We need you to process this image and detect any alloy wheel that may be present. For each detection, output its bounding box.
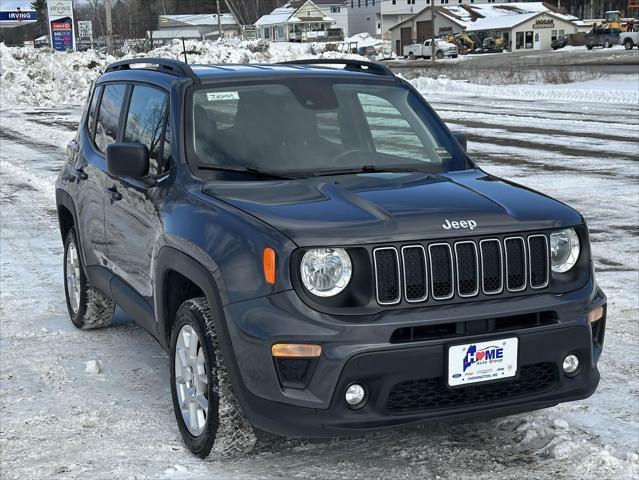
[65,241,81,315]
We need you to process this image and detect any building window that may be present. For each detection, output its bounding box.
[351,0,354,6]
[392,0,396,4]
[331,5,341,12]
[365,0,368,7]
[516,31,524,49]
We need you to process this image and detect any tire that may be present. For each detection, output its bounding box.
[604,40,610,48]
[63,228,115,329]
[408,52,414,60]
[436,50,444,59]
[452,54,458,58]
[625,39,634,50]
[587,44,593,50]
[170,297,256,458]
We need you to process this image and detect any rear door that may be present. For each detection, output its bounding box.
[104,83,170,305]
[74,83,126,270]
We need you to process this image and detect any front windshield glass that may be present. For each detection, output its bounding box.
[189,79,463,176]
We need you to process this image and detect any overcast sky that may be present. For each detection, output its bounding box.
[0,1,36,11]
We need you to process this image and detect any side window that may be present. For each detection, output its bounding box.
[95,84,126,153]
[357,93,428,160]
[123,85,169,176]
[86,85,102,138]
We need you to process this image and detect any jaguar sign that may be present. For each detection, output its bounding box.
[533,17,555,29]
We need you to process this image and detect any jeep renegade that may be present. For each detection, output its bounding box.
[55,58,606,458]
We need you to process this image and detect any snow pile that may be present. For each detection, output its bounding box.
[0,38,363,109]
[411,74,639,105]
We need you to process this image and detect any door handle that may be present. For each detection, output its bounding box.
[105,185,122,201]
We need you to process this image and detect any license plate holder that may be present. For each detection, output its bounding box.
[447,337,518,387]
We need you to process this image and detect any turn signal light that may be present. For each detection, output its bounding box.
[263,247,276,285]
[587,305,604,324]
[271,343,322,358]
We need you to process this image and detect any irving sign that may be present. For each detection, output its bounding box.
[533,17,555,29]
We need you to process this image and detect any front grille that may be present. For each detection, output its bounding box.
[373,233,550,306]
[373,248,401,305]
[386,363,558,414]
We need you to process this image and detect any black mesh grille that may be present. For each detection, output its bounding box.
[480,240,503,294]
[505,238,526,291]
[374,248,400,303]
[528,236,548,287]
[386,363,557,414]
[402,247,427,301]
[429,244,453,299]
[455,243,478,296]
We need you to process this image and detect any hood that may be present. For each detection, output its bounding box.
[202,169,583,247]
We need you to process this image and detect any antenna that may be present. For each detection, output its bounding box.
[181,37,188,63]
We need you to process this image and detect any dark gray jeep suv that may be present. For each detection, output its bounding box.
[55,58,606,458]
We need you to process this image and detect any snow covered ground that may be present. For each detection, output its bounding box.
[1,47,638,479]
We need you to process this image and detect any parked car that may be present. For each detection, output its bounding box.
[551,35,569,50]
[619,29,639,49]
[585,28,621,49]
[403,39,458,59]
[56,57,606,458]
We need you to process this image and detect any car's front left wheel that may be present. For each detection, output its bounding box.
[170,297,256,458]
[63,228,115,329]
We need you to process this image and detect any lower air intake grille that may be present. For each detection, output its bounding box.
[386,363,557,414]
[374,248,400,304]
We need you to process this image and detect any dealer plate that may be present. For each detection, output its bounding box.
[448,337,518,387]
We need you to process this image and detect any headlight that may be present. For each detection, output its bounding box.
[300,248,352,297]
[550,228,580,273]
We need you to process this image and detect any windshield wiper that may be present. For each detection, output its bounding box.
[198,165,300,180]
[311,165,434,177]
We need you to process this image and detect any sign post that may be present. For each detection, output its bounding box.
[47,0,75,52]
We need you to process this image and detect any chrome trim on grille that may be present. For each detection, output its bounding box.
[479,239,504,295]
[401,245,428,303]
[428,242,454,301]
[454,241,479,298]
[528,234,550,289]
[373,247,401,305]
[504,236,527,292]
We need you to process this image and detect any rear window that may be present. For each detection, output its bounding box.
[95,84,126,153]
[188,79,463,176]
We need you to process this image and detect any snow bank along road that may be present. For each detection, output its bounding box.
[1,76,638,480]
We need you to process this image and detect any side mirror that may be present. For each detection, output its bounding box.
[452,131,467,152]
[106,142,149,179]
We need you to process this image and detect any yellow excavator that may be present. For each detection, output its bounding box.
[602,10,634,32]
[444,33,475,54]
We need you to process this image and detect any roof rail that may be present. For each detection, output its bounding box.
[104,57,196,79]
[278,59,394,77]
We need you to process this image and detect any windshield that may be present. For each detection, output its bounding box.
[188,79,465,177]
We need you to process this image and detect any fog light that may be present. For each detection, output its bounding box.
[345,383,366,408]
[587,305,604,324]
[563,354,580,375]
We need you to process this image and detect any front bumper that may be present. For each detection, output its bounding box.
[222,281,606,437]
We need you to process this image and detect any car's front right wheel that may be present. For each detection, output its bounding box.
[170,297,256,458]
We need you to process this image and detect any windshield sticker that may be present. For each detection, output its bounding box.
[206,91,239,101]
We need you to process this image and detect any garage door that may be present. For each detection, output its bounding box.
[417,21,432,42]
[400,27,412,52]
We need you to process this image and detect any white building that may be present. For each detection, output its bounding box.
[388,2,580,53]
[150,14,240,42]
[345,0,382,36]
[256,1,337,42]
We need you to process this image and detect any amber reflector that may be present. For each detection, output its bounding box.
[587,305,604,323]
[271,343,322,358]
[263,247,276,285]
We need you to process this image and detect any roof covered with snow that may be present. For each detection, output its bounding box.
[158,14,237,27]
[256,1,334,27]
[389,2,578,32]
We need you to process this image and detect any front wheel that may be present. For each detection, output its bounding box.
[63,228,114,329]
[625,40,634,50]
[170,297,256,458]
[604,40,610,48]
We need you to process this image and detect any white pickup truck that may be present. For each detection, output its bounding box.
[403,39,459,59]
[619,29,639,50]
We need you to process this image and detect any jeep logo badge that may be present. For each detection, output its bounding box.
[442,219,477,230]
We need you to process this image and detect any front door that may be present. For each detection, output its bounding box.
[534,32,541,49]
[104,84,170,304]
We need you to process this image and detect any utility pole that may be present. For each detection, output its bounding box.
[105,0,113,54]
[431,7,436,64]
[216,0,223,40]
